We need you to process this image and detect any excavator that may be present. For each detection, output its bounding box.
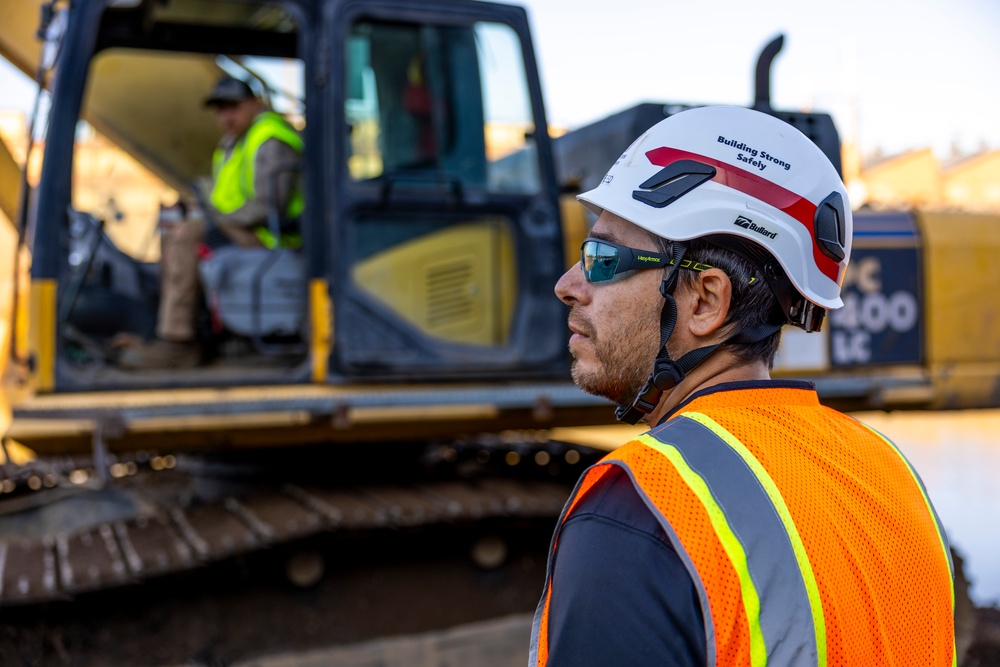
[0,0,987,661]
[2,0,620,622]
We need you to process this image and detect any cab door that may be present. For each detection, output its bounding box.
[327,0,566,380]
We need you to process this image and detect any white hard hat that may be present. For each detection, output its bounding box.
[578,106,851,323]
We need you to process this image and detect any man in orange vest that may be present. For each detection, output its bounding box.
[531,106,955,666]
[118,76,302,368]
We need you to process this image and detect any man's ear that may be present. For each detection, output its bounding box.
[684,268,732,339]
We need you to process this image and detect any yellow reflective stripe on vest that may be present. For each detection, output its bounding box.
[637,431,768,667]
[210,111,303,218]
[532,412,827,667]
[641,412,828,666]
[678,412,827,667]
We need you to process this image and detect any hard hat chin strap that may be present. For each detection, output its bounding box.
[616,242,687,425]
[616,242,782,425]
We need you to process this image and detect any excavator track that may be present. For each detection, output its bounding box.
[0,438,599,607]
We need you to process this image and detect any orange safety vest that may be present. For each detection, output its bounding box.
[531,385,955,667]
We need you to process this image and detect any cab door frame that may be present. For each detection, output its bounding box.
[324,0,567,382]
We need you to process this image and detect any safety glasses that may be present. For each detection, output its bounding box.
[580,237,715,283]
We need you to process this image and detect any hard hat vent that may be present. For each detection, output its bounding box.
[814,191,847,262]
[632,160,717,209]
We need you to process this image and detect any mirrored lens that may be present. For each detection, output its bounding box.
[582,240,620,282]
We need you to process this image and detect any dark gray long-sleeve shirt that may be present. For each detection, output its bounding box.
[545,464,707,666]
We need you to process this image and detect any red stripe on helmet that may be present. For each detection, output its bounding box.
[644,146,842,283]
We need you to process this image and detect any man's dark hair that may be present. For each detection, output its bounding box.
[656,236,785,369]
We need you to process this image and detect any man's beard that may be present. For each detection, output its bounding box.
[568,308,663,408]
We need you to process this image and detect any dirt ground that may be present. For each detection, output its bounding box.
[3,564,997,666]
[0,520,555,667]
[0,507,993,666]
[965,606,1000,667]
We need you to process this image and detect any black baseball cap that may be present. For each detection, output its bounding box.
[203,76,256,107]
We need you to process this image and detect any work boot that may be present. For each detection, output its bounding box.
[108,332,145,350]
[116,338,202,369]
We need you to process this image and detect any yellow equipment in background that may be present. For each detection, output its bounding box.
[918,211,1000,407]
[0,6,993,651]
[354,220,517,346]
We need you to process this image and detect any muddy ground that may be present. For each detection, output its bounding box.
[2,547,997,666]
[0,467,993,666]
[966,606,1000,667]
[0,519,556,666]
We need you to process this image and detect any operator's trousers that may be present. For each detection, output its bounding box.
[157,217,261,342]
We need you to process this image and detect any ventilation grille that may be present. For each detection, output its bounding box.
[425,259,476,329]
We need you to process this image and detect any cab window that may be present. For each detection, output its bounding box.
[345,20,541,194]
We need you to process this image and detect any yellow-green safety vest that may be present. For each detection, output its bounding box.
[210,111,304,249]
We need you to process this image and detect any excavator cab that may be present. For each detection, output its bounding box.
[333,12,563,377]
[25,0,566,392]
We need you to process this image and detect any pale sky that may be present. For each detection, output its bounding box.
[2,0,1000,160]
[520,0,1000,159]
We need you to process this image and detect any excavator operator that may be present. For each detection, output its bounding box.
[530,106,955,666]
[117,76,304,369]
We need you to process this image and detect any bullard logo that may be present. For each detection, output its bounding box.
[734,216,777,240]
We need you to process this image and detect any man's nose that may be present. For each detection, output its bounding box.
[555,263,590,306]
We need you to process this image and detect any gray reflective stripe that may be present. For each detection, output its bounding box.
[647,416,820,666]
[528,588,543,666]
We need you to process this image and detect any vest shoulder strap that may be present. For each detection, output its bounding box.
[245,111,304,155]
[623,415,824,666]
